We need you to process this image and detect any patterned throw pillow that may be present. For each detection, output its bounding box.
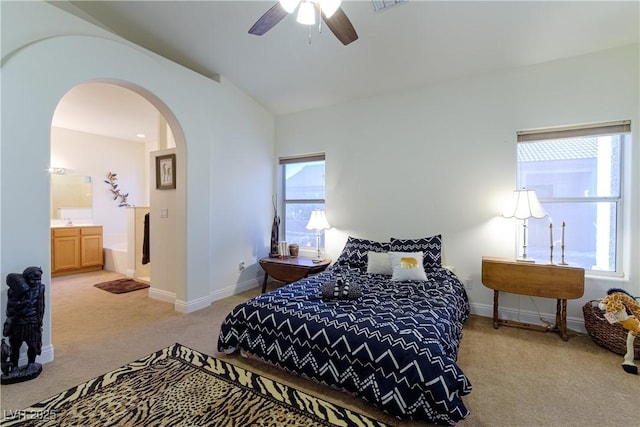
[389,234,442,268]
[389,251,428,281]
[335,236,390,268]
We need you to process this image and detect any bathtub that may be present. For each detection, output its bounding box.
[103,242,129,275]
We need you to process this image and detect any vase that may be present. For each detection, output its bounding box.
[289,244,299,257]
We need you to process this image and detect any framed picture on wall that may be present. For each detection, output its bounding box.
[156,154,176,190]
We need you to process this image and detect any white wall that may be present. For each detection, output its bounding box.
[51,127,149,245]
[1,1,274,364]
[207,78,276,301]
[149,148,178,301]
[276,44,640,330]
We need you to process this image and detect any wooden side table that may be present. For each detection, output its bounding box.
[481,256,585,341]
[258,257,331,293]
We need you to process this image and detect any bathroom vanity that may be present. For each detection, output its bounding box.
[51,225,103,276]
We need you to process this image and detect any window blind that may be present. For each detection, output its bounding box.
[517,120,631,143]
[279,153,325,164]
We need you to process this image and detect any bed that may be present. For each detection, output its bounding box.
[217,236,472,425]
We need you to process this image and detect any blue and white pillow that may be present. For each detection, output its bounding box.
[389,234,442,268]
[335,236,390,268]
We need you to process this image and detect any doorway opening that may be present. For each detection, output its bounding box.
[51,81,176,282]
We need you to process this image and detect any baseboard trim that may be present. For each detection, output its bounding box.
[148,287,175,304]
[210,278,261,302]
[148,287,209,314]
[175,294,211,314]
[147,278,260,314]
[469,302,586,334]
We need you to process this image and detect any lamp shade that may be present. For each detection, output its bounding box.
[502,189,547,220]
[296,1,316,25]
[280,0,301,13]
[319,0,341,18]
[306,209,330,231]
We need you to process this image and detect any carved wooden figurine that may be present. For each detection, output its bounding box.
[1,266,46,384]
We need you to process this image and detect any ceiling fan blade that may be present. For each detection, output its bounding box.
[249,2,289,36]
[321,7,358,45]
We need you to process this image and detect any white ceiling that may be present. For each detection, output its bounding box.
[52,82,161,142]
[50,0,639,141]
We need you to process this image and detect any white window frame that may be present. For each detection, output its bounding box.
[279,153,326,253]
[516,120,630,277]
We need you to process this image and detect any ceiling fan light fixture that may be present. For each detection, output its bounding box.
[319,0,341,18]
[280,0,301,14]
[249,0,358,46]
[296,1,316,25]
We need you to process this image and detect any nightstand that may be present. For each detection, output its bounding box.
[481,256,585,340]
[258,256,331,293]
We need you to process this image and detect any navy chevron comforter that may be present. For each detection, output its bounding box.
[217,266,472,425]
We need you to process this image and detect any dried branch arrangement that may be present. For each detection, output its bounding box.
[104,172,131,207]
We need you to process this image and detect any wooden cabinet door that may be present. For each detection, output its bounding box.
[81,234,103,267]
[52,226,103,275]
[53,236,81,271]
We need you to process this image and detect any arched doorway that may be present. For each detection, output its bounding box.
[2,34,216,365]
[51,81,174,283]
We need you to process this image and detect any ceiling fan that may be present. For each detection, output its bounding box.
[249,0,359,46]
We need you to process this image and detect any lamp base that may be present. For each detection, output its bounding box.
[516,258,536,263]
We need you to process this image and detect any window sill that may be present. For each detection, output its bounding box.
[585,271,626,282]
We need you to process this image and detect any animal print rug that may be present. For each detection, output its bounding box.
[2,343,386,426]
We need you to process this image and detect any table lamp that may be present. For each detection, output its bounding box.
[502,189,547,262]
[305,209,330,260]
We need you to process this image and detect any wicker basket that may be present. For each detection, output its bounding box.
[582,300,640,359]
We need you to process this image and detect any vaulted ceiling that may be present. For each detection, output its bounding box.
[50,1,639,140]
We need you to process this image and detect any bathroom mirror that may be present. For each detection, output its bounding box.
[50,174,93,220]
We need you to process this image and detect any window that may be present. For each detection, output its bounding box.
[516,121,630,274]
[280,154,326,251]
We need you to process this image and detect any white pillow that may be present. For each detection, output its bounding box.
[389,251,428,281]
[366,251,392,275]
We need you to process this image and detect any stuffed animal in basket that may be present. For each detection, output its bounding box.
[598,288,640,375]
